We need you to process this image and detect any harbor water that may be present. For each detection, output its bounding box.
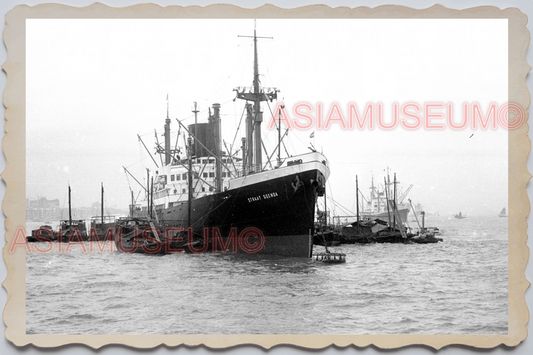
[25,215,508,335]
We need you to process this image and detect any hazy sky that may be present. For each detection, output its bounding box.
[26,18,508,216]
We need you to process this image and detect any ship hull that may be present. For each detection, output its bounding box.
[361,207,409,223]
[146,167,325,257]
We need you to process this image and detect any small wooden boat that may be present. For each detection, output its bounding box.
[313,191,346,263]
[312,252,346,263]
[58,184,88,242]
[411,236,443,244]
[90,215,117,240]
[27,225,57,242]
[114,217,199,254]
[454,212,466,219]
[59,219,88,242]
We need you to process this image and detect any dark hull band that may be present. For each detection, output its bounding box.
[134,168,325,257]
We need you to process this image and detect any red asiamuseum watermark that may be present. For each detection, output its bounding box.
[268,102,525,131]
[9,226,266,255]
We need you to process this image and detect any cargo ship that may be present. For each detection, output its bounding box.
[360,175,410,223]
[124,29,329,257]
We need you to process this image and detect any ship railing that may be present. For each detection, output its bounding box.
[231,151,329,178]
[234,164,266,177]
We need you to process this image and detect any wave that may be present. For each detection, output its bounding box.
[66,313,98,320]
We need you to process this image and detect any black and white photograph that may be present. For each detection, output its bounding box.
[1,1,531,352]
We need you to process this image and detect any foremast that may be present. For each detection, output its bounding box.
[235,24,278,174]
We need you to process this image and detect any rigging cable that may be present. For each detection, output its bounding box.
[229,105,247,157]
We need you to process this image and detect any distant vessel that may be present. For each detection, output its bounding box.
[498,208,508,217]
[454,212,466,219]
[125,28,329,257]
[360,175,411,223]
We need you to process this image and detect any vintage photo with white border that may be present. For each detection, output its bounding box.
[1,1,531,353]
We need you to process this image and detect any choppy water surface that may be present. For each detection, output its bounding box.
[26,216,507,335]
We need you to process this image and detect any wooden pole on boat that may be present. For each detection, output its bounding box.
[68,184,72,229]
[384,177,392,231]
[193,102,199,158]
[356,175,360,236]
[101,182,104,231]
[393,173,397,231]
[370,175,375,212]
[187,137,193,228]
[376,187,380,213]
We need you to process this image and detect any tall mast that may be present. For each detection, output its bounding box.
[377,186,381,213]
[387,167,391,199]
[393,173,397,230]
[101,182,104,227]
[236,22,277,174]
[356,176,360,236]
[192,102,199,157]
[68,184,72,228]
[252,25,262,170]
[164,94,171,166]
[370,174,374,212]
[384,177,392,231]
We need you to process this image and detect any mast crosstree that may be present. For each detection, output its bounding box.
[235,23,279,173]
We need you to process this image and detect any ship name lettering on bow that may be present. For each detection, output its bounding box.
[262,192,278,199]
[248,192,278,203]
